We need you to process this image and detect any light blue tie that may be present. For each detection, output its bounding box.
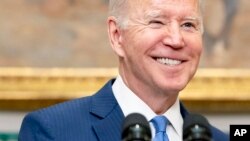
[151,116,169,141]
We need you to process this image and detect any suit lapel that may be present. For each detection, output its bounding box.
[89,79,190,141]
[90,79,125,141]
[92,106,124,141]
[180,102,189,118]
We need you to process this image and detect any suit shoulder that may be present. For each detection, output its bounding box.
[19,96,96,141]
[211,126,229,141]
[30,96,93,120]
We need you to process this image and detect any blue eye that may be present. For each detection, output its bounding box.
[181,22,199,32]
[183,22,195,28]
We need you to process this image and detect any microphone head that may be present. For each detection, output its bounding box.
[122,113,151,141]
[183,114,212,141]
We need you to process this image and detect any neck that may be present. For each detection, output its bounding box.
[139,90,178,115]
[119,67,179,115]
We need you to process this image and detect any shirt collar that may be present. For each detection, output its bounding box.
[112,76,183,136]
[112,75,156,120]
[163,99,183,136]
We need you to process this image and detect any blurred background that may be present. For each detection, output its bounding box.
[0,0,250,140]
[0,0,250,68]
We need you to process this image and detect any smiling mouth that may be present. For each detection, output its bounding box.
[155,57,182,66]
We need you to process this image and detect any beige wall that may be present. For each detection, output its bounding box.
[0,0,250,68]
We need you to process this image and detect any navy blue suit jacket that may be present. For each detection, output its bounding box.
[19,79,229,141]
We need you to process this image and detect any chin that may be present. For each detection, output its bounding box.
[160,80,188,93]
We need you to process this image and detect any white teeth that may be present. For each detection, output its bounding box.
[156,58,181,66]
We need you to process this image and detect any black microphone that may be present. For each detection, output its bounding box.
[183,114,212,141]
[122,113,152,141]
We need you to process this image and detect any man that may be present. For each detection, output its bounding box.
[19,0,229,141]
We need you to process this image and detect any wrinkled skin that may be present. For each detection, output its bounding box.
[108,0,203,114]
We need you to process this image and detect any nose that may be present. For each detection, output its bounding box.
[162,23,185,49]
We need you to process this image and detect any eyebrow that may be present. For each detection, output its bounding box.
[145,10,201,21]
[182,16,202,25]
[183,16,200,21]
[144,10,165,19]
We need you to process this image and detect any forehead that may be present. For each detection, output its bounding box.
[128,0,199,6]
[150,0,199,6]
[127,0,200,15]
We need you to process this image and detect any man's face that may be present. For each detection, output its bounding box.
[114,0,202,95]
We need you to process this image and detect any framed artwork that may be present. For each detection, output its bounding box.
[0,0,249,112]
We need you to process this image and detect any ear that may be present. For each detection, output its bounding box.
[107,16,125,57]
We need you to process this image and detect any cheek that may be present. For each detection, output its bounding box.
[195,41,203,57]
[124,35,148,55]
[190,40,203,71]
[185,35,203,57]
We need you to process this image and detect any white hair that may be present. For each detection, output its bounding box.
[108,0,128,28]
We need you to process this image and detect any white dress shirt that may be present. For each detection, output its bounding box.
[112,76,183,141]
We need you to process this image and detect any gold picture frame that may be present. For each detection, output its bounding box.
[0,68,250,113]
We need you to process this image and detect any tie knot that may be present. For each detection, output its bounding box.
[151,116,169,133]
